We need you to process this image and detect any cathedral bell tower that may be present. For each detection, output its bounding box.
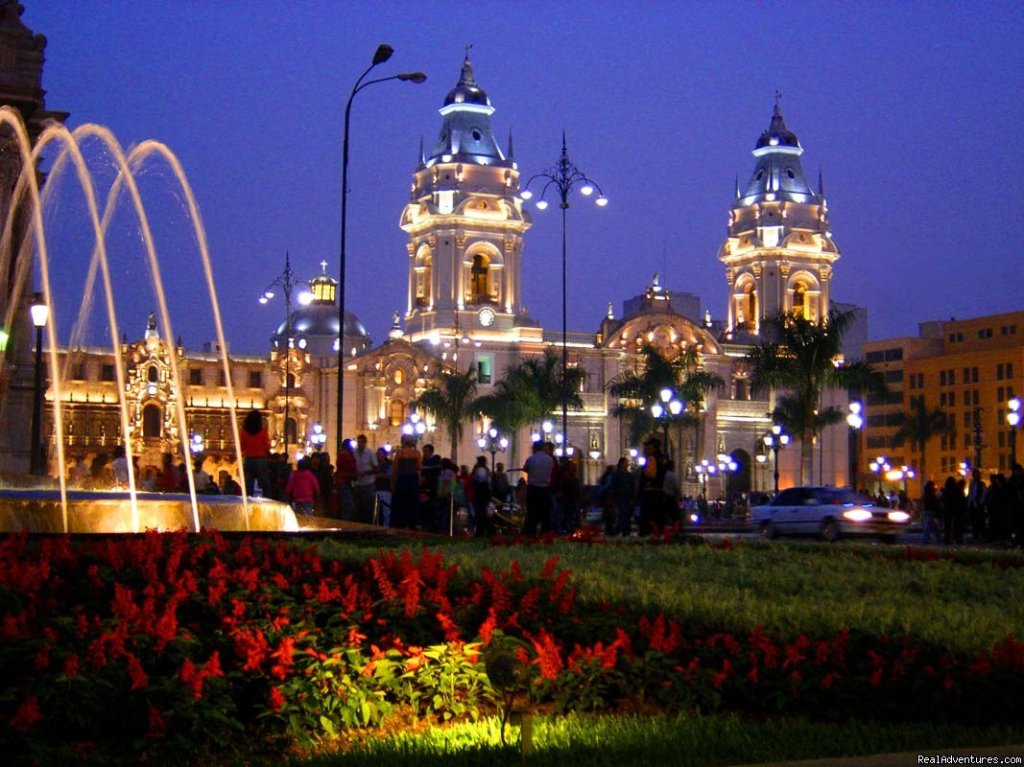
[718,100,839,334]
[400,54,532,345]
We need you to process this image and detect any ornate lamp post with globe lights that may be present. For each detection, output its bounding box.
[763,424,790,496]
[401,412,427,442]
[309,422,327,453]
[869,455,891,496]
[1007,397,1021,467]
[337,44,426,457]
[477,426,508,472]
[260,253,307,452]
[520,134,607,445]
[847,400,864,491]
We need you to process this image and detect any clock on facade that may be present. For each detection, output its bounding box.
[478,307,496,327]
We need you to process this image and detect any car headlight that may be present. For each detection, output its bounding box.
[887,511,911,523]
[842,509,873,522]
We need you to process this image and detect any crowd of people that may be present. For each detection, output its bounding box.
[915,465,1024,546]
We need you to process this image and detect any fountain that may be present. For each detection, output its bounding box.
[0,107,298,534]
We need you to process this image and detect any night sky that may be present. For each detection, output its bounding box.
[22,1,1024,356]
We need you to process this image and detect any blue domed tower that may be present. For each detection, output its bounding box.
[400,54,534,345]
[718,100,839,334]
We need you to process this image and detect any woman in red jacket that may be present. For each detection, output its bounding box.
[240,409,273,498]
[285,456,321,516]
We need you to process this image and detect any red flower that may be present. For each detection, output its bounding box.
[530,629,564,680]
[127,653,149,691]
[11,695,43,733]
[268,686,286,713]
[270,636,296,680]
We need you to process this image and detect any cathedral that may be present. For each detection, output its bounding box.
[19,49,855,496]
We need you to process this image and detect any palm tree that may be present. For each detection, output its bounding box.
[746,309,884,484]
[892,394,954,484]
[476,350,585,436]
[609,344,723,459]
[411,368,478,461]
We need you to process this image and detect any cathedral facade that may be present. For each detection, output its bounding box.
[36,55,854,497]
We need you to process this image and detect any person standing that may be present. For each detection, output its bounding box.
[391,435,422,530]
[638,437,667,536]
[315,451,334,517]
[334,440,357,521]
[522,440,555,536]
[240,409,273,498]
[420,444,442,530]
[491,461,511,505]
[285,456,321,517]
[940,476,966,545]
[352,434,379,524]
[610,457,636,537]
[967,468,987,543]
[470,456,492,537]
[920,480,941,545]
[110,445,130,488]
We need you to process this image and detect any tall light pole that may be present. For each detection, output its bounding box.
[260,253,303,453]
[1007,397,1021,467]
[846,400,864,491]
[337,44,426,457]
[762,424,790,496]
[477,426,508,472]
[29,293,48,475]
[521,134,606,446]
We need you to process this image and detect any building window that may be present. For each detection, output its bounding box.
[973,390,980,405]
[142,404,162,438]
[249,371,262,388]
[884,348,903,361]
[477,356,492,385]
[101,364,116,382]
[998,364,1005,380]
[940,371,946,386]
[792,281,811,320]
[72,363,85,380]
[190,368,203,386]
[389,400,405,427]
[469,253,492,304]
[148,366,158,383]
[998,387,1005,402]
[415,253,432,307]
[219,370,227,387]
[1008,363,1015,379]
[884,370,903,383]
[394,369,404,385]
[866,350,884,363]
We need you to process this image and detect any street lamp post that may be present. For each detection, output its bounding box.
[762,424,790,496]
[337,44,426,457]
[868,455,891,497]
[886,465,915,507]
[309,422,327,453]
[650,387,684,460]
[260,253,304,452]
[29,293,48,475]
[521,134,606,449]
[476,426,509,472]
[1007,397,1021,467]
[846,400,864,491]
[401,412,427,442]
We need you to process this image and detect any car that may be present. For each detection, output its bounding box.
[750,486,911,543]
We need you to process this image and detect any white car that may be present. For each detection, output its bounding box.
[751,486,911,542]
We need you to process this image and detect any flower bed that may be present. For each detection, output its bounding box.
[1,531,1021,765]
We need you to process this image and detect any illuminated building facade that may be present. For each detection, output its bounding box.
[861,311,1024,497]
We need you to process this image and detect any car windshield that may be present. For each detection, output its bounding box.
[818,489,873,506]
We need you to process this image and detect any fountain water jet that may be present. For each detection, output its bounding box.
[0,108,283,533]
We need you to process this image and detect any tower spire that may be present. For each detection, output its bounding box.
[507,129,515,160]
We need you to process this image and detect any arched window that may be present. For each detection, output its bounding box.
[737,283,757,329]
[285,417,297,445]
[470,253,491,304]
[147,366,158,383]
[416,253,432,307]
[394,368,404,385]
[389,399,405,427]
[142,404,162,438]
[286,373,296,388]
[793,281,810,320]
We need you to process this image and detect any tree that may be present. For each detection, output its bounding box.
[746,309,884,485]
[411,368,478,461]
[476,350,585,434]
[608,344,723,459]
[892,394,954,485]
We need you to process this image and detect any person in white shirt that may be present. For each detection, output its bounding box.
[353,434,379,524]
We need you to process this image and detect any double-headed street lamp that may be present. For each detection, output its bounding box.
[477,426,509,472]
[695,458,716,498]
[1007,397,1021,467]
[29,293,49,475]
[337,44,426,457]
[847,400,864,491]
[401,412,427,441]
[762,424,790,496]
[868,455,891,496]
[260,253,305,451]
[521,134,606,448]
[651,387,684,459]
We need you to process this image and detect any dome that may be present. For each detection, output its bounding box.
[755,103,801,150]
[443,56,490,108]
[272,304,370,359]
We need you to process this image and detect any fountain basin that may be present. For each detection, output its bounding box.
[0,489,298,533]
